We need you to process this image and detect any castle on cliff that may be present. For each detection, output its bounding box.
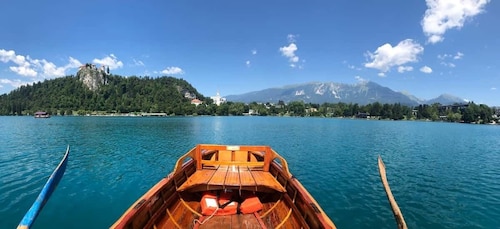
[77,63,109,91]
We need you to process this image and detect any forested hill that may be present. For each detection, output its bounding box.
[0,74,209,115]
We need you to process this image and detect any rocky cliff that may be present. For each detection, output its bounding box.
[76,64,107,91]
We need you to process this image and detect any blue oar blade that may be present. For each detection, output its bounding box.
[17,146,70,229]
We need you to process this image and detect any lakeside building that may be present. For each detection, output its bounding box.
[210,91,226,106]
[191,99,203,106]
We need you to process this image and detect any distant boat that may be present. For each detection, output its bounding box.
[34,111,50,118]
[17,146,70,229]
[111,144,336,228]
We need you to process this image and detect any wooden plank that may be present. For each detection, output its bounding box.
[224,165,240,187]
[239,166,257,188]
[218,150,233,162]
[209,166,228,186]
[177,169,217,191]
[251,171,285,192]
[234,151,249,162]
[231,214,243,229]
[198,215,231,229]
[202,160,264,167]
[198,214,264,229]
[230,214,264,229]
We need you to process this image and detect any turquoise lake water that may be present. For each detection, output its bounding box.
[0,116,499,228]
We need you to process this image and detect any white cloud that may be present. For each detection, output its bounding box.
[43,61,65,77]
[491,87,496,90]
[437,54,450,60]
[133,58,145,66]
[378,72,386,77]
[287,34,297,43]
[251,49,257,55]
[31,59,61,77]
[0,78,29,88]
[421,0,490,44]
[454,52,464,59]
[0,49,30,66]
[355,76,367,83]
[0,49,15,62]
[279,43,299,62]
[365,39,424,72]
[67,57,82,68]
[280,34,304,68]
[280,42,301,68]
[0,49,37,77]
[345,62,361,70]
[9,66,37,77]
[439,52,465,60]
[438,51,463,68]
[397,66,414,73]
[161,66,184,75]
[246,60,251,67]
[420,66,433,73]
[31,57,82,78]
[92,54,123,70]
[441,62,456,68]
[0,49,81,78]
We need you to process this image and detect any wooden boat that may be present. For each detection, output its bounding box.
[111,144,336,229]
[18,146,70,229]
[34,111,50,118]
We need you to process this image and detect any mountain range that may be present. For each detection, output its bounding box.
[225,81,467,106]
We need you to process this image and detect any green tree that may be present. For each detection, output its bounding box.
[288,101,305,116]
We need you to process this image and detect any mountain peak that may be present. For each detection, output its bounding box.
[226,81,466,106]
[426,93,466,105]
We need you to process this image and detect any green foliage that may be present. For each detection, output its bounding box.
[0,75,208,115]
[0,75,495,124]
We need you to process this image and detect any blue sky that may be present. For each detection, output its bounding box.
[1,0,499,105]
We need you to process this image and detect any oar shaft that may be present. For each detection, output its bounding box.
[378,156,407,229]
[17,146,70,229]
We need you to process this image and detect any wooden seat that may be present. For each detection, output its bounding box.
[234,150,248,162]
[177,165,285,192]
[176,147,286,193]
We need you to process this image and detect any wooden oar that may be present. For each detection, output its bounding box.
[17,146,70,229]
[378,155,407,229]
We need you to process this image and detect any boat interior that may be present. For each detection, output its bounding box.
[113,145,334,229]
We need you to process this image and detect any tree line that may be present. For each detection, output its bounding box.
[210,101,496,124]
[0,74,496,124]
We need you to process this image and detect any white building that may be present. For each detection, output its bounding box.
[210,91,227,106]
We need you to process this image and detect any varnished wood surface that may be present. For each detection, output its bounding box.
[195,214,266,229]
[378,156,407,229]
[239,166,257,187]
[177,165,286,192]
[111,145,336,229]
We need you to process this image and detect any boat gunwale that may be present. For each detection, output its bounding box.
[110,159,195,228]
[111,144,336,229]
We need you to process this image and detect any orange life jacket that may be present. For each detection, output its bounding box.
[200,191,237,216]
[240,192,263,214]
